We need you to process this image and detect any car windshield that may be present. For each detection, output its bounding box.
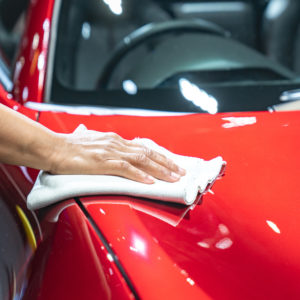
[51,0,300,113]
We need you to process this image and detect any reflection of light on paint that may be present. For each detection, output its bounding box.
[179,78,218,114]
[266,220,281,234]
[197,241,210,249]
[32,33,39,50]
[180,269,188,276]
[222,117,256,128]
[43,19,50,31]
[103,0,123,15]
[38,53,45,71]
[265,0,288,20]
[82,22,91,39]
[186,277,195,286]
[38,72,44,89]
[107,253,114,262]
[218,224,229,235]
[130,235,147,256]
[122,80,138,95]
[19,166,33,183]
[109,268,114,275]
[14,57,24,82]
[22,87,29,102]
[100,208,106,215]
[215,237,233,250]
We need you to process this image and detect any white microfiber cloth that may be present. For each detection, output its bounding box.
[27,126,226,210]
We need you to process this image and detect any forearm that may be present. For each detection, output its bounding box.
[0,104,59,170]
[0,104,185,182]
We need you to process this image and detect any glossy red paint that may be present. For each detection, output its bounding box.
[22,201,135,300]
[12,0,55,104]
[36,109,300,299]
[1,0,299,297]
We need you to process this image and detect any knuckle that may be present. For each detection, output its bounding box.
[166,159,175,170]
[135,153,148,164]
[119,161,130,170]
[162,167,171,177]
[143,147,153,157]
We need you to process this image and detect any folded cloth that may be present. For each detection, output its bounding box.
[27,130,226,210]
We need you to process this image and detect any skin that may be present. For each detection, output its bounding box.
[0,104,185,183]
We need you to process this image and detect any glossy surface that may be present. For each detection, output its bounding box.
[22,201,135,300]
[39,110,299,300]
[1,0,300,298]
[12,0,55,104]
[0,163,41,300]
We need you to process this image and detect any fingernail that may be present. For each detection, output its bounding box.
[178,167,186,175]
[145,175,155,183]
[170,172,181,181]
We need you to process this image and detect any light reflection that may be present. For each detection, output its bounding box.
[186,277,195,286]
[197,241,210,249]
[14,57,24,82]
[99,208,106,215]
[103,0,123,15]
[107,253,114,262]
[265,0,288,20]
[215,237,233,250]
[32,33,39,50]
[43,19,50,31]
[130,235,147,256]
[82,22,91,40]
[180,269,188,276]
[266,220,281,234]
[178,78,218,114]
[37,53,45,71]
[222,116,256,128]
[122,79,138,95]
[22,87,29,102]
[218,224,229,235]
[19,166,33,183]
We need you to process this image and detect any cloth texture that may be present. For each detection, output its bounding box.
[27,129,226,210]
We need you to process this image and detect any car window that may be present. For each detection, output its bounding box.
[51,0,300,113]
[0,0,28,69]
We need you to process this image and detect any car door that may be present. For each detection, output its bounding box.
[0,44,41,300]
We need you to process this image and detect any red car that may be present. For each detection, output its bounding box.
[0,0,300,299]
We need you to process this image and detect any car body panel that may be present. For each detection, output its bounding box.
[12,0,55,104]
[0,0,300,298]
[35,108,300,299]
[21,200,135,300]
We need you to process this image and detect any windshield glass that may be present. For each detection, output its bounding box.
[51,0,300,113]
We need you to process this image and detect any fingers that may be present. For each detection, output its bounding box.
[125,152,182,182]
[104,136,186,182]
[139,146,186,176]
[65,130,186,184]
[105,160,155,184]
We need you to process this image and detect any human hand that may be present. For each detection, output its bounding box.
[50,130,186,184]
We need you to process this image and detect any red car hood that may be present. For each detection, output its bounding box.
[39,110,300,299]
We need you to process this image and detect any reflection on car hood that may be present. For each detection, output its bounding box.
[39,110,300,300]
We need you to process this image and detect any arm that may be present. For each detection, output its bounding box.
[0,105,185,183]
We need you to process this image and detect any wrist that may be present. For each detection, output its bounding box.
[46,133,66,174]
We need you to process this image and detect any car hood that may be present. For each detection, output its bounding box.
[39,110,300,299]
